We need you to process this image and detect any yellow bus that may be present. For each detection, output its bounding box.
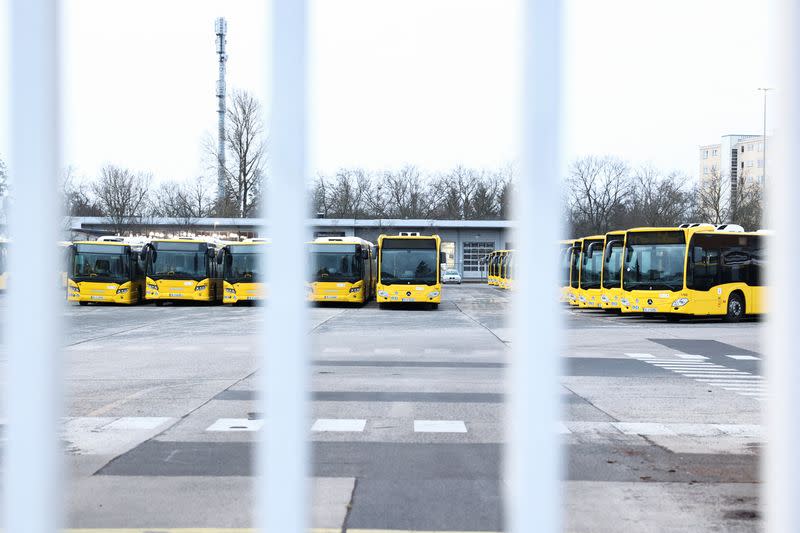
[577,234,605,308]
[620,226,766,321]
[599,230,625,310]
[567,239,583,306]
[307,237,376,304]
[376,234,442,309]
[488,250,508,286]
[559,240,576,303]
[67,240,145,305]
[499,250,515,289]
[142,238,221,305]
[217,239,268,304]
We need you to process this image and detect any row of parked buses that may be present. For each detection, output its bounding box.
[65,233,444,309]
[485,224,768,322]
[560,223,768,322]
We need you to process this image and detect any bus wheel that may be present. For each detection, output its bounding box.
[724,293,745,323]
[78,301,88,306]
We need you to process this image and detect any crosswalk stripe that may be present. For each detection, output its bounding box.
[675,354,708,360]
[624,352,654,358]
[725,354,761,360]
[206,418,263,432]
[311,419,366,432]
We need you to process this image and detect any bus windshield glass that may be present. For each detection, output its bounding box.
[72,244,129,283]
[570,244,581,288]
[602,240,624,289]
[580,239,604,289]
[151,242,209,281]
[310,244,362,283]
[559,245,572,285]
[225,244,263,283]
[623,231,686,291]
[380,239,437,285]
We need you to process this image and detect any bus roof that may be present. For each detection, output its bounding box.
[73,240,127,246]
[309,236,374,246]
[582,234,605,241]
[379,234,440,241]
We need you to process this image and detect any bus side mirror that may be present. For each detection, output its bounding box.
[216,251,224,265]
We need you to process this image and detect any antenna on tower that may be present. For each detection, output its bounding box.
[215,17,228,207]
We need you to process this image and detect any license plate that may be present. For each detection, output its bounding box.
[169,293,183,297]
[390,297,399,301]
[90,295,104,300]
[402,298,414,302]
[247,296,257,300]
[324,295,337,299]
[643,307,657,313]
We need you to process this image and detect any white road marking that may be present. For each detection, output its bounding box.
[103,417,172,430]
[206,418,263,432]
[556,422,571,434]
[223,345,251,352]
[414,420,468,433]
[374,348,402,355]
[612,422,676,436]
[738,392,767,397]
[715,424,763,437]
[424,348,451,355]
[726,354,761,360]
[311,419,366,432]
[681,373,753,378]
[624,353,654,359]
[322,347,352,354]
[675,354,708,360]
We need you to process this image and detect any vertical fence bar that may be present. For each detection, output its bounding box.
[257,0,309,532]
[765,1,799,531]
[4,1,62,532]
[508,1,563,533]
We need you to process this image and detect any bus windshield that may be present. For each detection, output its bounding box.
[602,240,623,289]
[559,246,572,285]
[580,240,604,289]
[570,244,581,288]
[310,244,362,283]
[380,240,437,285]
[72,244,129,283]
[151,242,209,281]
[623,231,686,291]
[225,245,263,283]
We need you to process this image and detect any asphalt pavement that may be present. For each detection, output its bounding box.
[5,284,766,532]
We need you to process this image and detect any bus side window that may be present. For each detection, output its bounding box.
[748,236,764,287]
[688,238,719,291]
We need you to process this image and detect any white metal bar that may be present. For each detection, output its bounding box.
[765,1,799,531]
[257,0,309,532]
[4,1,63,532]
[508,1,563,532]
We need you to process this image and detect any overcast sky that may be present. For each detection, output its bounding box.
[0,0,770,184]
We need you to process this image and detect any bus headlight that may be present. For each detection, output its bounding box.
[195,285,207,291]
[349,287,361,293]
[672,297,689,308]
[429,291,440,298]
[147,283,158,291]
[378,290,389,297]
[225,287,236,294]
[600,294,609,303]
[620,298,630,306]
[115,288,129,295]
[579,295,586,302]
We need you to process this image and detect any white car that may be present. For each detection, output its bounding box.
[442,269,462,284]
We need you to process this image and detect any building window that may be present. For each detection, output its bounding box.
[463,241,495,273]
[703,165,709,173]
[741,146,745,153]
[703,150,708,159]
[712,149,718,156]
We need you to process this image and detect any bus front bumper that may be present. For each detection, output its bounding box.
[376,284,441,303]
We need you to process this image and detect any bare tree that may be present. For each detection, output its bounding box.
[732,176,764,230]
[92,165,152,233]
[629,165,693,227]
[209,90,266,217]
[566,155,630,235]
[61,166,104,217]
[383,165,428,218]
[694,168,728,224]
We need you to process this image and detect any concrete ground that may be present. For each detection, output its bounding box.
[17,284,767,531]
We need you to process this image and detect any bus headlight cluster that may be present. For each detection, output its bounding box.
[115,288,129,295]
[147,283,158,291]
[600,295,609,303]
[70,286,79,294]
[225,287,236,294]
[378,290,389,297]
[349,287,361,293]
[672,297,689,308]
[429,291,440,298]
[578,295,587,302]
[195,285,207,291]
[620,298,630,306]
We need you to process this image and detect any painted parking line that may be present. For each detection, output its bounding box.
[206,418,263,432]
[413,420,468,433]
[726,354,761,361]
[311,418,366,432]
[675,354,708,360]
